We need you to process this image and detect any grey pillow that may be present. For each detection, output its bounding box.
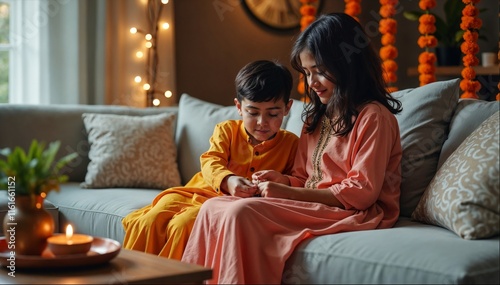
[175,94,240,184]
[392,78,460,217]
[81,112,181,189]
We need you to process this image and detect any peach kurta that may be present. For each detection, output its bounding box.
[122,120,299,259]
[181,102,402,284]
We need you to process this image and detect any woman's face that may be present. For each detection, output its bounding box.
[299,50,335,105]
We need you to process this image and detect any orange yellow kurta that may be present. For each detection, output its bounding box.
[122,120,299,259]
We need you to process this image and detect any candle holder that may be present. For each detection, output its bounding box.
[47,225,93,256]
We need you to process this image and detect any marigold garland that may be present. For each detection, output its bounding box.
[416,0,437,86]
[379,0,398,92]
[344,0,362,21]
[298,0,318,101]
[459,0,482,99]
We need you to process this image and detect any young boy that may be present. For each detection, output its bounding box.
[122,60,299,260]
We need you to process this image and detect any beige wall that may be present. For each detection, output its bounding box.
[172,0,498,106]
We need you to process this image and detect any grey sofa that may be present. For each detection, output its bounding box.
[1,79,499,284]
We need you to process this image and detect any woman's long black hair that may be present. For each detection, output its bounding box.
[291,13,402,135]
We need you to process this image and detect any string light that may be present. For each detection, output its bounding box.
[129,0,172,107]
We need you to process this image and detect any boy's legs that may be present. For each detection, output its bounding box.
[159,201,203,259]
[122,192,192,254]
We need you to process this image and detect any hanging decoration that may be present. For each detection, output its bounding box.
[344,0,362,21]
[130,0,172,107]
[459,0,482,99]
[297,0,318,102]
[379,0,398,92]
[416,0,437,86]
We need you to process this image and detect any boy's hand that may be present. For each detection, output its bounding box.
[252,170,289,185]
[226,176,258,198]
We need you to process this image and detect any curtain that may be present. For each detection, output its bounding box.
[11,0,106,104]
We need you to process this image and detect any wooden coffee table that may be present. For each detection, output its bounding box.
[0,249,212,284]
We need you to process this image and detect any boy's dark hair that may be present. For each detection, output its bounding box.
[291,13,402,135]
[235,60,293,104]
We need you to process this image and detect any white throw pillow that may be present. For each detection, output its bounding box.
[81,112,181,189]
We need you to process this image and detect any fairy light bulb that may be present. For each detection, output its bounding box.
[153,98,161,106]
[145,41,152,48]
[134,76,142,83]
[136,51,144,58]
[130,27,137,34]
[161,0,169,4]
[143,83,150,90]
[162,22,170,29]
[164,90,172,98]
[145,34,152,41]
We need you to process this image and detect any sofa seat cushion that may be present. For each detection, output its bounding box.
[46,183,162,243]
[283,217,500,284]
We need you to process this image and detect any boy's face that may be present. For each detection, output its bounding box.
[234,98,292,145]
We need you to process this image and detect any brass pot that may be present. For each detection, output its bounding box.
[3,194,55,255]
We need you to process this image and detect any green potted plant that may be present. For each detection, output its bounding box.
[0,140,77,255]
[403,0,487,66]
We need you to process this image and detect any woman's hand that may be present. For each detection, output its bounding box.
[252,170,290,185]
[224,176,258,197]
[255,181,292,198]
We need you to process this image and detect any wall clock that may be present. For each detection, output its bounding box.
[242,0,323,31]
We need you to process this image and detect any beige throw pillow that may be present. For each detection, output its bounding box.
[412,111,499,239]
[81,112,181,189]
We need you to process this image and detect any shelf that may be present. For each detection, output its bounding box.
[407,65,499,77]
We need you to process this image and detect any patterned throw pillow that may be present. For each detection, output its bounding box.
[412,111,499,239]
[81,112,181,189]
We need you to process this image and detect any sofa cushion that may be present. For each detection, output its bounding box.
[283,218,500,284]
[81,112,181,189]
[412,111,499,239]
[175,94,241,184]
[438,99,500,169]
[391,78,460,217]
[47,183,162,242]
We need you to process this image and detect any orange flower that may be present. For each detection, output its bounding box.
[460,41,479,55]
[418,22,437,34]
[300,15,316,28]
[418,51,437,64]
[379,5,396,18]
[379,18,397,34]
[418,14,435,24]
[380,45,398,60]
[383,71,397,83]
[419,73,436,86]
[462,5,479,17]
[417,35,437,48]
[300,0,317,3]
[461,91,479,99]
[461,66,476,80]
[419,0,436,10]
[462,0,480,4]
[460,79,481,92]
[297,80,305,94]
[418,63,436,74]
[300,5,317,16]
[462,30,479,42]
[345,1,361,18]
[381,33,396,45]
[462,54,479,67]
[460,16,482,30]
[382,60,398,72]
[380,0,398,5]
